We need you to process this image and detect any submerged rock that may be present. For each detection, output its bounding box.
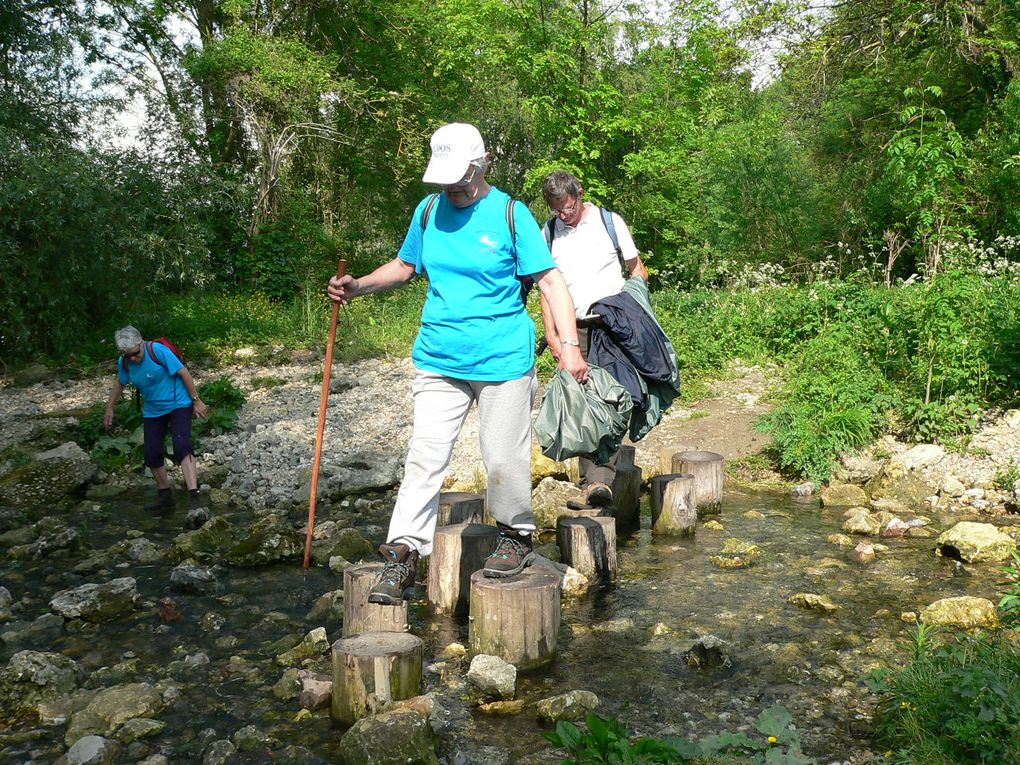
[339,708,438,765]
[0,442,98,510]
[275,627,329,666]
[57,734,120,765]
[935,522,1017,563]
[534,690,599,722]
[64,682,163,746]
[788,593,841,614]
[169,517,240,564]
[227,515,301,566]
[682,635,732,669]
[0,649,84,717]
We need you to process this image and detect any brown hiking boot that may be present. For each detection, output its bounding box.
[483,524,535,578]
[566,481,614,511]
[582,481,613,508]
[144,488,175,513]
[368,543,419,605]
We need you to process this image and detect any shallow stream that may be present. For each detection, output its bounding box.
[1,485,1010,764]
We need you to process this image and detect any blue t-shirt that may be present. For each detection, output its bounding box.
[118,342,192,418]
[398,188,555,381]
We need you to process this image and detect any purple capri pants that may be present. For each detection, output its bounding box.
[143,406,194,469]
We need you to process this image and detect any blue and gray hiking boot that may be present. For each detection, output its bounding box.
[483,524,535,578]
[367,543,420,605]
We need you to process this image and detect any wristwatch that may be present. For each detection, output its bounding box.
[561,339,580,347]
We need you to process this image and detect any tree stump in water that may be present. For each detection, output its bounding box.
[468,566,560,669]
[330,631,422,726]
[651,473,684,521]
[675,451,724,516]
[660,445,695,476]
[427,521,498,616]
[343,563,408,636]
[438,491,485,526]
[611,464,642,533]
[556,515,617,582]
[652,475,697,537]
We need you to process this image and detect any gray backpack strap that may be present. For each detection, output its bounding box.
[598,207,626,274]
[543,217,555,248]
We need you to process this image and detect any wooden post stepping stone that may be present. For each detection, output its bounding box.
[616,444,636,468]
[438,491,484,526]
[468,566,560,669]
[651,475,697,537]
[651,473,696,520]
[343,562,409,636]
[674,450,724,516]
[427,521,499,616]
[660,445,695,476]
[610,464,642,533]
[556,515,617,582]
[331,631,423,726]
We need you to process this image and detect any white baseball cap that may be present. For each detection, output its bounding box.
[422,123,486,184]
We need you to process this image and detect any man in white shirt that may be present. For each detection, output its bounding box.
[539,170,649,507]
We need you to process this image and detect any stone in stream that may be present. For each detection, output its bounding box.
[466,654,516,701]
[865,458,934,508]
[534,690,600,722]
[921,596,1000,629]
[50,578,140,622]
[64,682,163,746]
[787,593,841,614]
[682,635,732,669]
[820,482,868,507]
[0,649,84,717]
[226,514,302,566]
[168,516,240,563]
[935,521,1017,563]
[169,562,219,594]
[0,441,98,510]
[339,708,438,765]
[56,734,120,765]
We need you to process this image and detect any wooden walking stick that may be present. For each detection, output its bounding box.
[304,258,348,569]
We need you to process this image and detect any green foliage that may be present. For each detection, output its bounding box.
[544,706,814,764]
[865,630,1020,765]
[759,329,891,483]
[998,551,1020,628]
[194,377,246,437]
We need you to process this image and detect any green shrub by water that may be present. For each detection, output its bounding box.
[864,628,1020,765]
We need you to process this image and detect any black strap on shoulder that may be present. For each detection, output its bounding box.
[543,217,555,248]
[505,199,516,251]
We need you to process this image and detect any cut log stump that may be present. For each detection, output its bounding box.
[660,445,695,477]
[651,473,686,521]
[331,631,423,726]
[616,444,636,469]
[556,515,617,582]
[652,475,697,537]
[468,566,560,669]
[611,464,642,533]
[343,562,409,636]
[427,522,499,616]
[675,450,725,516]
[438,491,485,526]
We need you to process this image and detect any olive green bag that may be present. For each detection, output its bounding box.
[535,366,633,463]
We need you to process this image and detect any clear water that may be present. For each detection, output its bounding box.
[0,486,1009,763]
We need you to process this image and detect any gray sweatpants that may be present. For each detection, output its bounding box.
[388,368,537,556]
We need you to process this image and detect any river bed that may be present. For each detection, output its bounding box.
[0,484,1010,764]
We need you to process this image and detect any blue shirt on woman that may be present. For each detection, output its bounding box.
[117,342,192,418]
[398,187,555,381]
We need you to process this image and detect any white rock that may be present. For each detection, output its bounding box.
[898,444,945,471]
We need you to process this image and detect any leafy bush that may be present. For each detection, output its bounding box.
[544,705,815,764]
[758,329,891,482]
[865,630,1020,765]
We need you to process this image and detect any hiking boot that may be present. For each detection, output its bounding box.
[368,543,419,605]
[583,481,613,508]
[566,481,614,511]
[145,488,175,513]
[188,489,207,510]
[483,524,535,578]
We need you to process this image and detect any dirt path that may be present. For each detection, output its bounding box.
[630,361,778,474]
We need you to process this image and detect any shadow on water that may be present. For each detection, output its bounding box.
[0,485,1011,762]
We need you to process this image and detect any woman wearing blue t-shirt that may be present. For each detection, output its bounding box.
[328,123,588,605]
[104,325,208,512]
